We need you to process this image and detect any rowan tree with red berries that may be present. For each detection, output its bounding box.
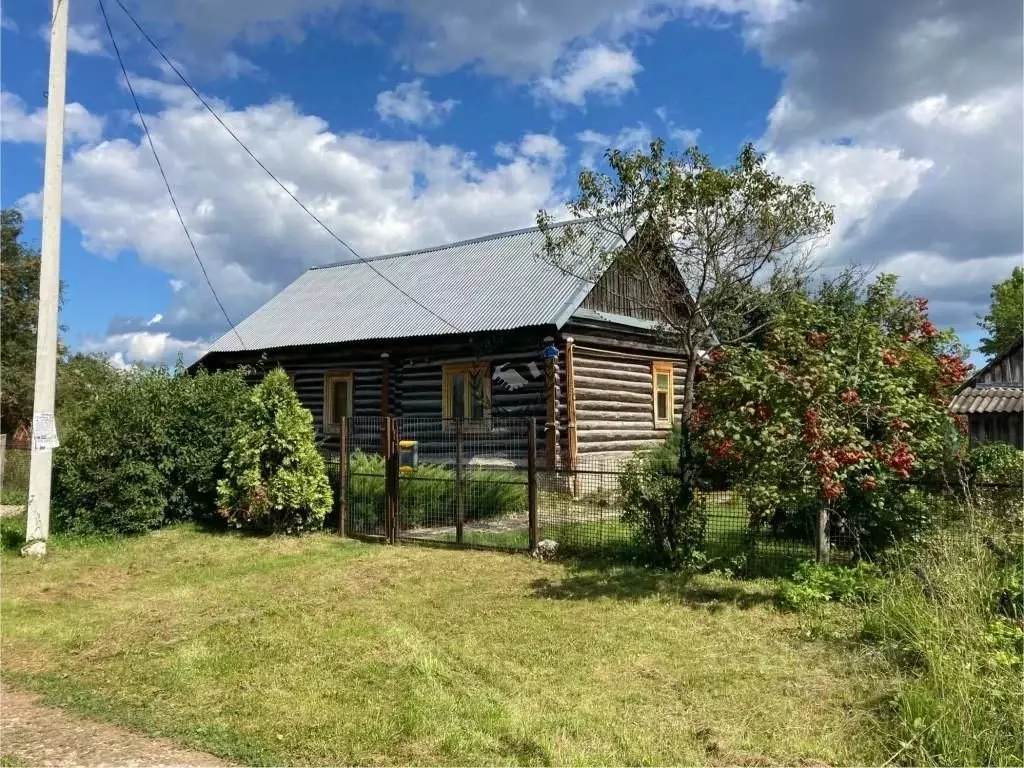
[695,272,971,555]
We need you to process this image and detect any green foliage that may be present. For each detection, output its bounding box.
[776,561,883,611]
[968,442,1024,485]
[217,369,332,533]
[1,209,63,432]
[978,267,1023,357]
[56,353,123,430]
[347,450,526,529]
[697,272,970,555]
[619,431,707,570]
[52,364,249,535]
[861,527,1023,766]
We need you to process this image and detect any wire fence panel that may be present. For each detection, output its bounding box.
[325,418,1018,571]
[0,438,30,505]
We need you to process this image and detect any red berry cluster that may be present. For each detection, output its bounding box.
[839,389,861,405]
[881,349,899,367]
[952,413,969,436]
[919,320,938,339]
[875,440,916,479]
[860,475,878,491]
[822,477,844,502]
[808,331,831,349]
[704,437,742,461]
[937,353,972,387]
[708,348,726,363]
[690,404,711,427]
[802,408,821,444]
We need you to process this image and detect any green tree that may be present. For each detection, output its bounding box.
[696,273,971,555]
[217,368,332,533]
[978,267,1024,357]
[1,208,70,433]
[56,353,123,429]
[538,140,834,568]
[2,210,42,432]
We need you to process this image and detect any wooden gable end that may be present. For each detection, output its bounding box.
[580,254,689,324]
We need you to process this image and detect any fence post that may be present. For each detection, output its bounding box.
[527,417,538,552]
[384,416,399,544]
[338,417,349,537]
[816,505,830,565]
[455,420,465,545]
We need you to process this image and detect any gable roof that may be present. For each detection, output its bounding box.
[204,218,625,355]
[950,335,1024,416]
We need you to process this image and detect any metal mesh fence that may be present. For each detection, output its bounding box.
[0,437,30,505]
[324,419,1019,574]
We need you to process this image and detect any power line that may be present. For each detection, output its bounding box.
[97,0,246,349]
[110,0,463,334]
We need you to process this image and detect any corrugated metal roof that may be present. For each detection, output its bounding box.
[205,219,623,355]
[949,385,1024,415]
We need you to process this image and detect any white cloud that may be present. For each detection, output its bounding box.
[1,14,18,31]
[375,80,457,126]
[0,91,105,144]
[38,22,107,56]
[766,143,934,253]
[576,122,653,167]
[17,87,566,355]
[84,331,207,369]
[745,0,1022,336]
[534,44,641,106]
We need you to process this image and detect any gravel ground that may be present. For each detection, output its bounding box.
[0,683,230,767]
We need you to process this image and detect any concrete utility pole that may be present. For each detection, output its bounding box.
[23,0,70,557]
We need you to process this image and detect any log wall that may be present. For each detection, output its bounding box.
[565,320,687,470]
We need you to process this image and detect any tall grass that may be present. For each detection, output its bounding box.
[861,520,1023,766]
[348,450,526,529]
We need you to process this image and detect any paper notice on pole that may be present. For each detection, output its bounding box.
[32,412,60,451]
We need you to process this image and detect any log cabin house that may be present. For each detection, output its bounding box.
[195,219,696,469]
[950,335,1023,447]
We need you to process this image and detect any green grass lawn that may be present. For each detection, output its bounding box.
[1,524,875,766]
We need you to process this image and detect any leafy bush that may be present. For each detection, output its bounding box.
[217,369,332,533]
[776,561,883,611]
[860,527,1023,765]
[347,450,526,529]
[620,430,707,570]
[968,442,1024,485]
[52,363,249,535]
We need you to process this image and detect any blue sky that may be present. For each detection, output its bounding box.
[2,0,1021,367]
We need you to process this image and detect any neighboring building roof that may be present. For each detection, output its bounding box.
[950,335,1024,416]
[204,219,624,355]
[950,386,1024,415]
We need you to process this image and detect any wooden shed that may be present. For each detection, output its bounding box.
[950,335,1023,447]
[195,219,698,469]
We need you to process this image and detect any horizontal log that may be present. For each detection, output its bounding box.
[577,439,663,453]
[576,416,654,429]
[578,429,668,443]
[573,387,650,404]
[572,366,653,385]
[572,357,652,374]
[573,374,651,393]
[574,399,651,412]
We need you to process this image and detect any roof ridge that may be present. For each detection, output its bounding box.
[308,216,602,272]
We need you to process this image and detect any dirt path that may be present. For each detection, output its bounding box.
[1,683,230,767]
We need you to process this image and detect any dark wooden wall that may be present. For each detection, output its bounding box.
[977,340,1023,385]
[968,413,1024,448]
[203,329,554,465]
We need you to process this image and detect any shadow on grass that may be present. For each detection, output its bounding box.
[530,564,776,610]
